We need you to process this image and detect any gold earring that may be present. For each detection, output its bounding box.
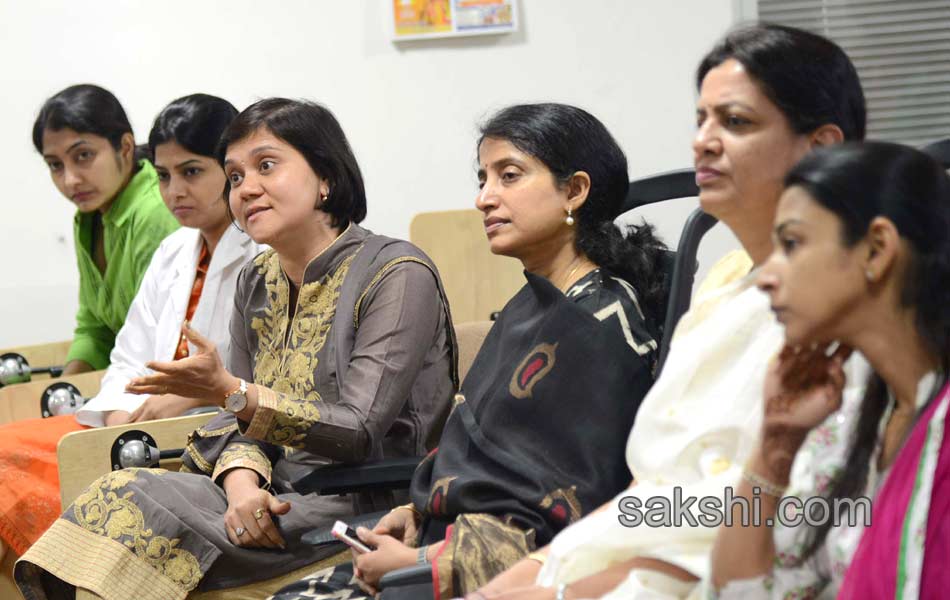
[565,207,575,226]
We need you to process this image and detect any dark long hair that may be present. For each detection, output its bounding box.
[478,103,669,326]
[785,142,950,559]
[217,98,366,228]
[32,84,149,164]
[148,94,238,159]
[697,24,866,141]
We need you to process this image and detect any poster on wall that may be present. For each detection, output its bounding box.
[390,0,518,41]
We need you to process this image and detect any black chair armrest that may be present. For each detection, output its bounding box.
[657,207,718,375]
[300,510,389,546]
[378,564,433,589]
[292,456,423,496]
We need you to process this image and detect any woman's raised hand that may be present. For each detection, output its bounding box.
[125,321,238,405]
[759,343,852,481]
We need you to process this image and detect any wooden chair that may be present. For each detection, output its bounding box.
[0,340,71,383]
[57,412,217,508]
[410,209,523,322]
[0,369,105,425]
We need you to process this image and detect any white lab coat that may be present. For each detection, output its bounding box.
[76,225,263,427]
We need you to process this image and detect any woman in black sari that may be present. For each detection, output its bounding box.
[270,103,669,600]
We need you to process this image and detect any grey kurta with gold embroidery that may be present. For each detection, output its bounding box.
[15,224,457,600]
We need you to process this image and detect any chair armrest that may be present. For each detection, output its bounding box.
[56,412,215,508]
[292,456,422,496]
[378,564,433,589]
[300,510,389,546]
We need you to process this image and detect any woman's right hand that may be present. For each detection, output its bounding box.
[372,505,419,545]
[222,468,291,549]
[759,343,851,481]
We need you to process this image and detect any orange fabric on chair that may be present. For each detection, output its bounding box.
[0,415,88,556]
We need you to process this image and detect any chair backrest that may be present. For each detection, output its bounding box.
[409,210,524,323]
[0,340,71,381]
[455,320,493,382]
[921,137,950,168]
[57,412,215,508]
[623,168,717,375]
[0,369,105,425]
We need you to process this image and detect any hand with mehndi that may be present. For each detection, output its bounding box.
[125,321,239,406]
[759,343,852,482]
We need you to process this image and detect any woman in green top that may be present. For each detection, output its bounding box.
[33,84,180,374]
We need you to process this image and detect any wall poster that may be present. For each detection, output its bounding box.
[391,0,518,41]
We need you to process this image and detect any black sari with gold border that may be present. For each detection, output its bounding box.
[271,268,658,600]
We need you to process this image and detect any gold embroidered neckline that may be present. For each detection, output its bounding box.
[250,247,358,424]
[278,222,352,287]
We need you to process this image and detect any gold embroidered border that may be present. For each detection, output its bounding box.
[184,442,214,475]
[243,385,280,440]
[199,422,240,437]
[18,519,192,600]
[353,257,432,328]
[211,443,273,485]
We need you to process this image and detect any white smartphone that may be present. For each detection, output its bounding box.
[331,520,373,554]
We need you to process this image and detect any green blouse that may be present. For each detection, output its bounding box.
[67,160,179,369]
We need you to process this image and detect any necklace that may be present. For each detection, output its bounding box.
[557,255,588,293]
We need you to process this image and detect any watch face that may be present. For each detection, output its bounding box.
[226,392,247,413]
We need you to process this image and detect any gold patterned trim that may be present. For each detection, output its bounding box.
[184,441,214,475]
[244,385,322,449]
[243,385,279,440]
[66,469,203,594]
[18,519,194,600]
[198,422,239,437]
[211,443,273,484]
[435,513,533,599]
[353,257,432,328]
[251,248,354,415]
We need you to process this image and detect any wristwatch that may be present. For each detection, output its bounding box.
[224,378,249,413]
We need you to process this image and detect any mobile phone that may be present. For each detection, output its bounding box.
[331,520,373,554]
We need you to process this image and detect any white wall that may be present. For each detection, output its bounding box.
[0,0,742,348]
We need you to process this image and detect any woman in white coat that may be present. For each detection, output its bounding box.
[0,93,261,567]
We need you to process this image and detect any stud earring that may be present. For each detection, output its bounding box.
[565,207,575,226]
[865,268,874,282]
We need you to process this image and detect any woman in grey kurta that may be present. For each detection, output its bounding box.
[15,99,457,600]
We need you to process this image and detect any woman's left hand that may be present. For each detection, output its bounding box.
[125,321,238,406]
[758,342,852,483]
[352,527,418,590]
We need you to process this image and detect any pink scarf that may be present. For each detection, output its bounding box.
[839,379,950,599]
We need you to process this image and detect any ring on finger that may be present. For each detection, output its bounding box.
[235,526,246,537]
[254,508,265,520]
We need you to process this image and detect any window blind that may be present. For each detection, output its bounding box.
[758,0,950,146]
